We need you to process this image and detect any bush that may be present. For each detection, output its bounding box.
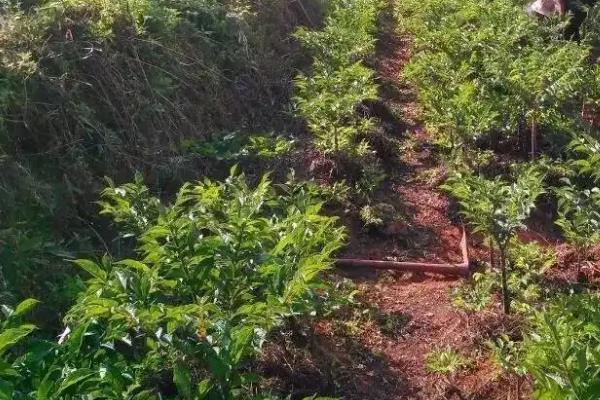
[294,0,381,155]
[555,183,600,248]
[443,166,545,313]
[525,294,600,400]
[294,0,381,69]
[7,170,346,398]
[294,63,377,153]
[397,0,589,154]
[451,241,554,313]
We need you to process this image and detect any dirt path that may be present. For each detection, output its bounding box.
[261,7,525,400]
[329,8,523,400]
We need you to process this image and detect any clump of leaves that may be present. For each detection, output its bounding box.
[554,181,600,282]
[507,241,555,313]
[398,0,589,154]
[425,347,470,375]
[359,203,397,230]
[524,294,600,400]
[354,161,387,201]
[452,240,554,313]
[568,134,600,182]
[244,135,296,159]
[183,133,295,161]
[295,63,377,153]
[294,0,381,156]
[294,0,382,69]
[0,298,44,397]
[489,334,527,377]
[451,271,496,312]
[555,182,600,249]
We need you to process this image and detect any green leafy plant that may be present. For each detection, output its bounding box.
[0,298,43,397]
[359,203,397,229]
[506,241,555,313]
[451,271,495,311]
[490,334,527,377]
[524,294,600,400]
[294,0,381,70]
[398,0,589,155]
[555,182,600,281]
[568,135,600,182]
[354,161,387,201]
[443,166,545,314]
[555,182,600,248]
[425,347,470,375]
[452,241,554,313]
[41,169,346,398]
[294,0,381,155]
[295,63,377,153]
[183,133,296,161]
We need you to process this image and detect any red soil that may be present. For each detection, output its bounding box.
[263,5,588,399]
[319,9,528,400]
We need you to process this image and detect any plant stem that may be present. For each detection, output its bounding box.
[499,245,510,314]
[530,117,537,160]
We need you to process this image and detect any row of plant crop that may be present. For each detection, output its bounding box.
[293,0,409,231]
[396,0,600,398]
[397,0,593,158]
[0,171,346,399]
[294,0,381,155]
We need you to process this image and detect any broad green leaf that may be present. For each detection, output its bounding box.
[72,259,107,280]
[116,259,151,274]
[0,325,35,356]
[14,299,40,317]
[174,362,193,399]
[56,369,97,395]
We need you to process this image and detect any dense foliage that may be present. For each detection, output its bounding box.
[294,0,380,154]
[443,166,545,313]
[6,0,600,397]
[0,171,345,398]
[0,0,318,308]
[525,295,600,400]
[397,0,589,156]
[396,0,600,395]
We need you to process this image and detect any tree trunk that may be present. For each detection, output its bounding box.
[499,246,511,314]
[530,117,537,160]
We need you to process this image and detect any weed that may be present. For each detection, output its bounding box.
[359,203,397,230]
[425,347,470,375]
[374,310,411,336]
[451,272,495,312]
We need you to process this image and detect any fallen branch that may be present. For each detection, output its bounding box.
[335,227,472,277]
